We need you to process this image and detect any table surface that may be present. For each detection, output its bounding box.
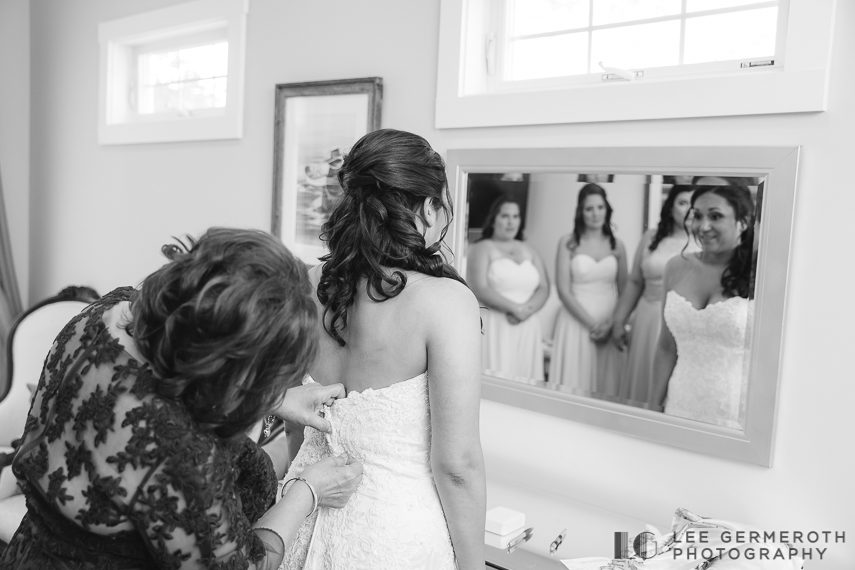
[485,545,568,570]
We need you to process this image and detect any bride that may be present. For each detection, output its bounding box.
[652,185,755,428]
[280,129,486,569]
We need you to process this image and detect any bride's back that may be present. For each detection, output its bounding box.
[306,128,466,395]
[309,265,449,394]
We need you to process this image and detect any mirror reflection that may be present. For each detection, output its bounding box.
[464,173,762,430]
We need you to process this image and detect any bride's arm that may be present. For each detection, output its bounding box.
[651,258,681,412]
[424,279,486,570]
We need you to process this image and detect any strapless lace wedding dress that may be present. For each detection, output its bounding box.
[279,374,456,570]
[663,290,754,429]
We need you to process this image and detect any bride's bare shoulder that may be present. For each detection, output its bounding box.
[410,276,479,320]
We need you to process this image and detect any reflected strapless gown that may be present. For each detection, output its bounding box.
[279,374,456,570]
[663,290,753,428]
[619,236,699,407]
[548,254,624,395]
[481,257,544,382]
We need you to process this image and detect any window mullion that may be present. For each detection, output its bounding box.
[586,0,593,74]
[679,0,687,66]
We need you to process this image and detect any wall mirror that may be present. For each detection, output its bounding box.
[445,147,799,466]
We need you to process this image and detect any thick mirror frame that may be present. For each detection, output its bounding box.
[445,147,799,466]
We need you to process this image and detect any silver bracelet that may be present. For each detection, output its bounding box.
[282,476,319,518]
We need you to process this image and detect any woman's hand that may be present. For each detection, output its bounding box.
[274,383,346,433]
[506,303,536,324]
[610,322,628,351]
[590,319,612,344]
[300,455,364,509]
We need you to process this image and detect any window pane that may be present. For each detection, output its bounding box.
[178,42,228,81]
[687,0,773,13]
[509,32,589,80]
[511,0,589,36]
[140,51,179,86]
[684,7,777,64]
[591,21,680,70]
[592,0,681,26]
[180,77,227,111]
[142,84,180,115]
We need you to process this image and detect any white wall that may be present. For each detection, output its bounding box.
[15,0,855,566]
[0,0,29,305]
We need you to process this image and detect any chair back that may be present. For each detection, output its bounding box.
[0,296,92,447]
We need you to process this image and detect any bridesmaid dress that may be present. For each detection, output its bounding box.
[619,235,699,408]
[480,257,544,382]
[549,254,624,396]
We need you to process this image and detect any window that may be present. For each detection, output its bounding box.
[137,38,229,118]
[98,0,248,145]
[496,0,781,88]
[435,0,835,127]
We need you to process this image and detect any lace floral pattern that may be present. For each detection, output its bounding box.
[663,290,754,428]
[279,374,457,570]
[0,288,280,570]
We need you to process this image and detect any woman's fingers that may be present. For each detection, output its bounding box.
[316,382,346,403]
[303,455,364,509]
[301,412,331,434]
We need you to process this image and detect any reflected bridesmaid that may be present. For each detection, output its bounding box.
[467,197,550,382]
[549,184,627,396]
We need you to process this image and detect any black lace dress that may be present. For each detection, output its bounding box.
[0,288,283,569]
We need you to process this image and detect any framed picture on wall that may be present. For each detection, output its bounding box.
[272,77,383,264]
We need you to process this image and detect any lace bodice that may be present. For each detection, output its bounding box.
[279,374,456,570]
[640,237,699,302]
[487,258,540,304]
[663,290,754,428]
[1,288,281,570]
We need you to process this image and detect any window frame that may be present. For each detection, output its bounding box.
[98,0,248,145]
[436,0,836,128]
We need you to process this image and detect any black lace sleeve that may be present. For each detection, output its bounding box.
[233,436,278,523]
[125,419,283,569]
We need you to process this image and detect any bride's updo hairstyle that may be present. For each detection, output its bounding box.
[317,128,466,346]
[691,185,756,299]
[129,228,318,440]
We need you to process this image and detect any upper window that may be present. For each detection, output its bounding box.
[98,0,248,145]
[496,0,781,89]
[136,36,229,118]
[435,0,835,127]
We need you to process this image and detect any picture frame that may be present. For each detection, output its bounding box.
[271,77,383,264]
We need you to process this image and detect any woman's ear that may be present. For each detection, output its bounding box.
[422,196,438,229]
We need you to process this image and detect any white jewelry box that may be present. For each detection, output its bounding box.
[485,506,526,536]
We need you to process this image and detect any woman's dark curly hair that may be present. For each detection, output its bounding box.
[317,128,466,346]
[691,185,756,299]
[569,183,617,251]
[649,185,695,252]
[128,228,318,440]
[479,196,524,241]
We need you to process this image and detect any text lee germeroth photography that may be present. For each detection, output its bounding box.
[615,529,846,564]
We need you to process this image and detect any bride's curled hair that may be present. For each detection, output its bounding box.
[318,128,466,346]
